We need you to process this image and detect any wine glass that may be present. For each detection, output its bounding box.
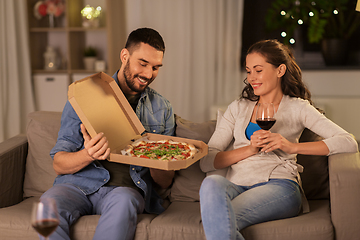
[255,103,276,154]
[31,198,59,239]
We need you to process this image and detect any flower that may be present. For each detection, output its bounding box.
[34,0,65,19]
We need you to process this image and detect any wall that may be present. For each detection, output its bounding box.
[303,69,360,141]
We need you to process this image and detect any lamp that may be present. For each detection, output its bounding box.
[357,0,360,12]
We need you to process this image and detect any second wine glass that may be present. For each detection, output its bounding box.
[31,198,59,240]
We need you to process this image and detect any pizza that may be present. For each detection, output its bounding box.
[124,139,197,161]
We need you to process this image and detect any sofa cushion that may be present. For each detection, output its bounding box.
[242,200,333,240]
[297,128,329,200]
[23,111,61,198]
[148,200,333,240]
[174,115,216,143]
[0,197,39,239]
[148,201,205,240]
[170,115,215,202]
[70,212,157,240]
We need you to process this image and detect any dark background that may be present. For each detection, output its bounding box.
[241,0,360,68]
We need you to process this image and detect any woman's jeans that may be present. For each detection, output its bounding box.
[40,183,145,240]
[199,175,302,240]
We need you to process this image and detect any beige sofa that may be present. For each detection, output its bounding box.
[0,111,360,240]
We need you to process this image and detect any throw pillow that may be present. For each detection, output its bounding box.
[169,115,216,202]
[23,111,61,198]
[206,109,230,177]
[297,128,329,200]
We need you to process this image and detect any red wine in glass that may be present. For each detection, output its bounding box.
[31,198,59,239]
[256,118,276,130]
[32,219,59,238]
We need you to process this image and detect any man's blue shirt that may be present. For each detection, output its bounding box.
[50,71,175,214]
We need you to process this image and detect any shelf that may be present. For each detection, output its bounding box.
[32,70,68,74]
[30,28,67,32]
[27,0,126,111]
[30,27,107,32]
[70,69,108,74]
[68,27,107,32]
[27,0,111,80]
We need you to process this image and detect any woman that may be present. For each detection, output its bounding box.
[199,39,358,240]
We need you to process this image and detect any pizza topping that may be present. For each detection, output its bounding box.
[123,139,197,161]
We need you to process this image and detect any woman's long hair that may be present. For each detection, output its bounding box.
[241,39,313,105]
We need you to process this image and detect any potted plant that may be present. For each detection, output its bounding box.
[265,0,360,65]
[83,46,97,70]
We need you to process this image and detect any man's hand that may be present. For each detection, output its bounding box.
[53,124,111,175]
[81,124,111,161]
[149,168,175,189]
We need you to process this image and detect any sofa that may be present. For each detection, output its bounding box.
[0,111,360,240]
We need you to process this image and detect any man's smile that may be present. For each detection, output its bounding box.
[137,77,148,85]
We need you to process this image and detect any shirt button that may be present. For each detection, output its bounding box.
[153,130,156,133]
[104,179,107,182]
[137,181,141,185]
[132,168,135,171]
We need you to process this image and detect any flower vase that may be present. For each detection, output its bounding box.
[49,14,54,28]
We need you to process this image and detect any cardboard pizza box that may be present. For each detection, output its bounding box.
[68,72,208,170]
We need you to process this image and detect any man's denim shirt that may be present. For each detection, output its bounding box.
[50,71,175,214]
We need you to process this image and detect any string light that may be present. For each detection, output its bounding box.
[281,31,287,38]
[333,9,339,15]
[309,11,314,17]
[298,19,304,25]
[289,38,296,44]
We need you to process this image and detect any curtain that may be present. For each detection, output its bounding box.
[0,0,35,142]
[125,0,244,122]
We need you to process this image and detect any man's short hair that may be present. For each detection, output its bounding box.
[125,28,165,54]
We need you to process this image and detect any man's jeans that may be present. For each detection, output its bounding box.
[199,175,302,240]
[40,184,145,240]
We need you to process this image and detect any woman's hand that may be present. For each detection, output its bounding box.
[251,130,296,154]
[249,130,264,153]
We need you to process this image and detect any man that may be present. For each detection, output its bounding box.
[42,28,176,240]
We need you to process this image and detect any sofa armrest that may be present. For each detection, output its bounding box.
[329,152,360,240]
[0,134,28,208]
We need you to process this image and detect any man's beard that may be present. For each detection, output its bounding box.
[123,60,150,93]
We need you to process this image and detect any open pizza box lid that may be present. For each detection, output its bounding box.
[68,72,208,170]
